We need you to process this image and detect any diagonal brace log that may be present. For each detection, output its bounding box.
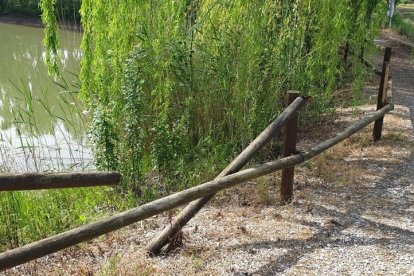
[146,96,308,254]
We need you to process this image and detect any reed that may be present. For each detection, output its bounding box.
[0,79,133,251]
[65,0,386,198]
[392,13,414,40]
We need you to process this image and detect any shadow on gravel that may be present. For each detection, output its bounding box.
[242,42,414,274]
[245,213,414,275]
[247,124,414,274]
[390,42,414,128]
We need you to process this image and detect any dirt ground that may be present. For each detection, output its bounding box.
[0,15,80,32]
[2,32,414,275]
[0,15,43,28]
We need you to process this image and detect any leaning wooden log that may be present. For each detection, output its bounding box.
[0,172,121,191]
[362,58,382,76]
[304,103,394,159]
[146,96,308,255]
[0,104,393,271]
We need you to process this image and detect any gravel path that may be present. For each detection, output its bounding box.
[209,38,414,275]
[391,41,414,128]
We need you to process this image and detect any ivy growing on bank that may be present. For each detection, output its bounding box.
[40,0,386,200]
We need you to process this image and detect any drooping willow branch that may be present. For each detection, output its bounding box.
[40,0,60,76]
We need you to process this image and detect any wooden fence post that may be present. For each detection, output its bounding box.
[280,91,300,203]
[373,47,392,142]
[146,96,308,255]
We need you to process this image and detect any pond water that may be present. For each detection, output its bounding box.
[0,22,92,172]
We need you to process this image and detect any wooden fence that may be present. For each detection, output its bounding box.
[0,172,120,191]
[0,47,394,271]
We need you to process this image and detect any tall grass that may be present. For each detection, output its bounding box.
[392,13,414,40]
[66,0,385,199]
[0,79,134,251]
[1,78,90,172]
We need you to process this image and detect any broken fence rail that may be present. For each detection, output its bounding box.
[146,93,308,254]
[0,103,394,271]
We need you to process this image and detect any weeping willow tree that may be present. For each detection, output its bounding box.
[41,0,385,198]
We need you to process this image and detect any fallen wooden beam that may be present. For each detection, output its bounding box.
[146,95,308,255]
[0,103,393,271]
[0,172,121,191]
[388,34,414,48]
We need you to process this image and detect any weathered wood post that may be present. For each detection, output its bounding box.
[280,91,300,203]
[373,47,392,142]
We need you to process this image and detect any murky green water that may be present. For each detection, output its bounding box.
[0,22,92,172]
[0,22,81,131]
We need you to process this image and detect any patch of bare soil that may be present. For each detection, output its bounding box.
[3,37,414,275]
[0,15,43,28]
[0,15,81,32]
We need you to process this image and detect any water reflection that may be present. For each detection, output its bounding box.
[0,22,92,172]
[0,22,81,131]
[0,123,93,172]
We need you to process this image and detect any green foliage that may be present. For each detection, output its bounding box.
[0,0,40,16]
[1,0,80,21]
[0,78,135,250]
[40,0,386,200]
[397,0,414,5]
[392,13,414,39]
[40,0,59,75]
[0,188,134,251]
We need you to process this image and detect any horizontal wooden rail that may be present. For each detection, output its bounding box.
[146,95,308,254]
[0,172,121,191]
[362,58,382,76]
[303,104,393,159]
[0,103,393,271]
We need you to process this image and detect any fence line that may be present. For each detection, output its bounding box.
[0,47,394,271]
[148,42,393,253]
[0,103,394,271]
